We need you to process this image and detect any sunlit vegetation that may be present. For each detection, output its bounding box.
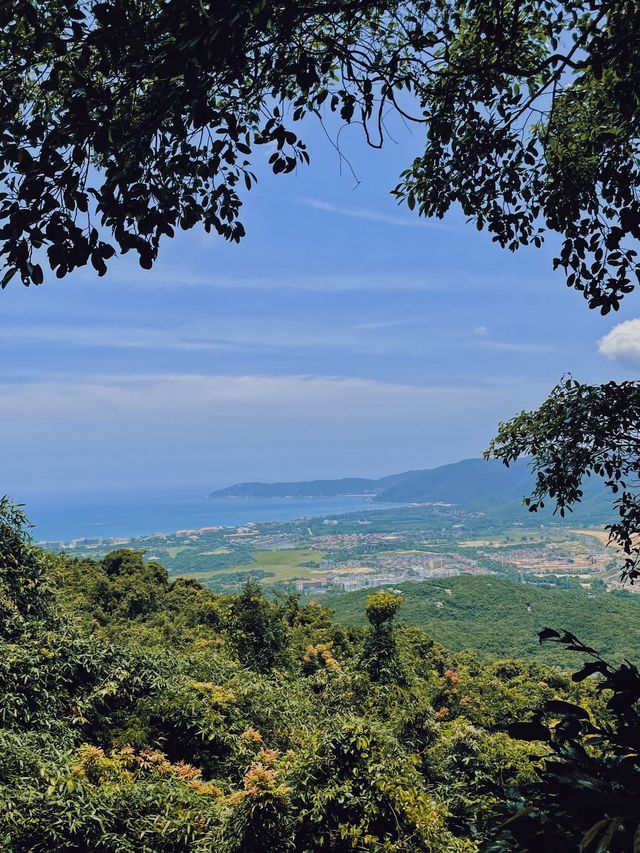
[2,497,624,851]
[327,577,640,667]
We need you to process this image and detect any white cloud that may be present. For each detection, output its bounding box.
[301,198,425,228]
[104,266,436,292]
[50,247,531,294]
[598,319,640,363]
[0,372,540,492]
[474,339,553,355]
[300,197,461,230]
[111,268,453,292]
[3,322,342,353]
[434,326,551,354]
[0,317,555,366]
[351,318,425,332]
[0,372,490,417]
[0,320,412,355]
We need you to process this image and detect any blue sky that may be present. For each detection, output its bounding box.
[2,116,639,497]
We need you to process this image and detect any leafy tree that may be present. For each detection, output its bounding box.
[490,630,640,852]
[283,715,474,851]
[0,507,166,738]
[365,590,403,627]
[428,718,543,840]
[219,757,294,853]
[2,1,639,310]
[162,577,223,629]
[485,374,640,848]
[101,549,169,617]
[362,591,406,684]
[51,547,170,622]
[487,377,640,581]
[227,581,289,673]
[0,497,51,637]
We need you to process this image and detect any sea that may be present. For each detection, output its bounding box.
[10,485,397,544]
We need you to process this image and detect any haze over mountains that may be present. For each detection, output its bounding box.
[210,457,612,520]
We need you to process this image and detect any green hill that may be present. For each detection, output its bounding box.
[210,458,612,522]
[209,458,533,501]
[3,497,639,850]
[209,476,381,498]
[374,458,534,504]
[325,575,640,667]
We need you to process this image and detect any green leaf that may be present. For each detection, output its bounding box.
[544,700,590,719]
[580,819,610,851]
[507,722,551,742]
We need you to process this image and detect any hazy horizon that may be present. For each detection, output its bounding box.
[9,453,487,501]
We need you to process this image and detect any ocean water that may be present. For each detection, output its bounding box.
[11,486,395,543]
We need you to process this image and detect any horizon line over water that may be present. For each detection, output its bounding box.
[12,486,401,543]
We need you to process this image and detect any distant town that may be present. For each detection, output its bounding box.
[44,499,624,597]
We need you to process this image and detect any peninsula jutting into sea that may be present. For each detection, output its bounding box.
[42,456,618,604]
[30,457,612,547]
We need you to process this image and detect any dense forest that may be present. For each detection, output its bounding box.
[326,577,640,667]
[3,497,640,851]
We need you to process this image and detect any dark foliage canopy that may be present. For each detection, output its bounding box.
[500,629,640,852]
[2,0,639,311]
[487,378,640,581]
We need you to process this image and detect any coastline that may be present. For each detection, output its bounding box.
[29,492,402,545]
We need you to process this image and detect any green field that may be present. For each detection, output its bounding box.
[158,545,192,557]
[178,548,325,584]
[456,528,594,548]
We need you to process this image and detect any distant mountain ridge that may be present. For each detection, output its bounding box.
[209,458,536,506]
[209,477,382,499]
[209,457,614,520]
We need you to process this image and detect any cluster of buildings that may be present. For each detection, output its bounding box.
[37,535,131,551]
[301,531,403,549]
[288,550,489,594]
[479,544,612,579]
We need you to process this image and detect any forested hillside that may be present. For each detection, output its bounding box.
[1,498,628,851]
[326,577,640,667]
[209,458,533,503]
[209,478,382,499]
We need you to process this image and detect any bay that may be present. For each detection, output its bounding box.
[10,486,397,544]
